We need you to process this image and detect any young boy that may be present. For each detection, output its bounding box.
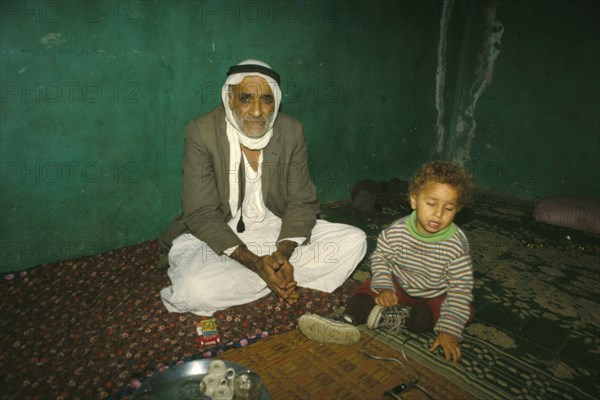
[298,161,474,364]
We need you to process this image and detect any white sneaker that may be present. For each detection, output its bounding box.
[366,305,411,330]
[298,313,361,345]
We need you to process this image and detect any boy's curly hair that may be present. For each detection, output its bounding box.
[408,161,473,207]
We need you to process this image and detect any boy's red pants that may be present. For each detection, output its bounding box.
[353,279,475,325]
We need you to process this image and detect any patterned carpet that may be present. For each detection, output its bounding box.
[321,188,600,400]
[2,186,598,399]
[0,241,356,399]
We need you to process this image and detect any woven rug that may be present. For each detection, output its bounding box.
[321,188,600,400]
[0,241,356,399]
[212,328,477,400]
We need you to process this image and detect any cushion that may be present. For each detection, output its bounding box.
[533,195,600,234]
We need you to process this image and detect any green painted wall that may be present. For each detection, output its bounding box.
[1,0,598,272]
[440,0,600,199]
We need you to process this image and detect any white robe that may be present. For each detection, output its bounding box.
[161,154,367,316]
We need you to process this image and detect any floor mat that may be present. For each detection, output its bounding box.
[211,328,478,400]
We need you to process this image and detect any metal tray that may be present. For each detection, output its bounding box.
[131,359,271,399]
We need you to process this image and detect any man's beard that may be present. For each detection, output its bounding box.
[234,113,273,138]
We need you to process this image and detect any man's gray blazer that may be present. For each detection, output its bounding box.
[160,105,320,255]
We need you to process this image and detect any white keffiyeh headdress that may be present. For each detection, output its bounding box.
[221,59,282,219]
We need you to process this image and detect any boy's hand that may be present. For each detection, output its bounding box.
[429,333,462,364]
[375,289,398,307]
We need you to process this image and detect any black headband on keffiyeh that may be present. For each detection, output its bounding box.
[227,64,281,84]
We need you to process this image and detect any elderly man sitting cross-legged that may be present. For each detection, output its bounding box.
[159,59,367,316]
